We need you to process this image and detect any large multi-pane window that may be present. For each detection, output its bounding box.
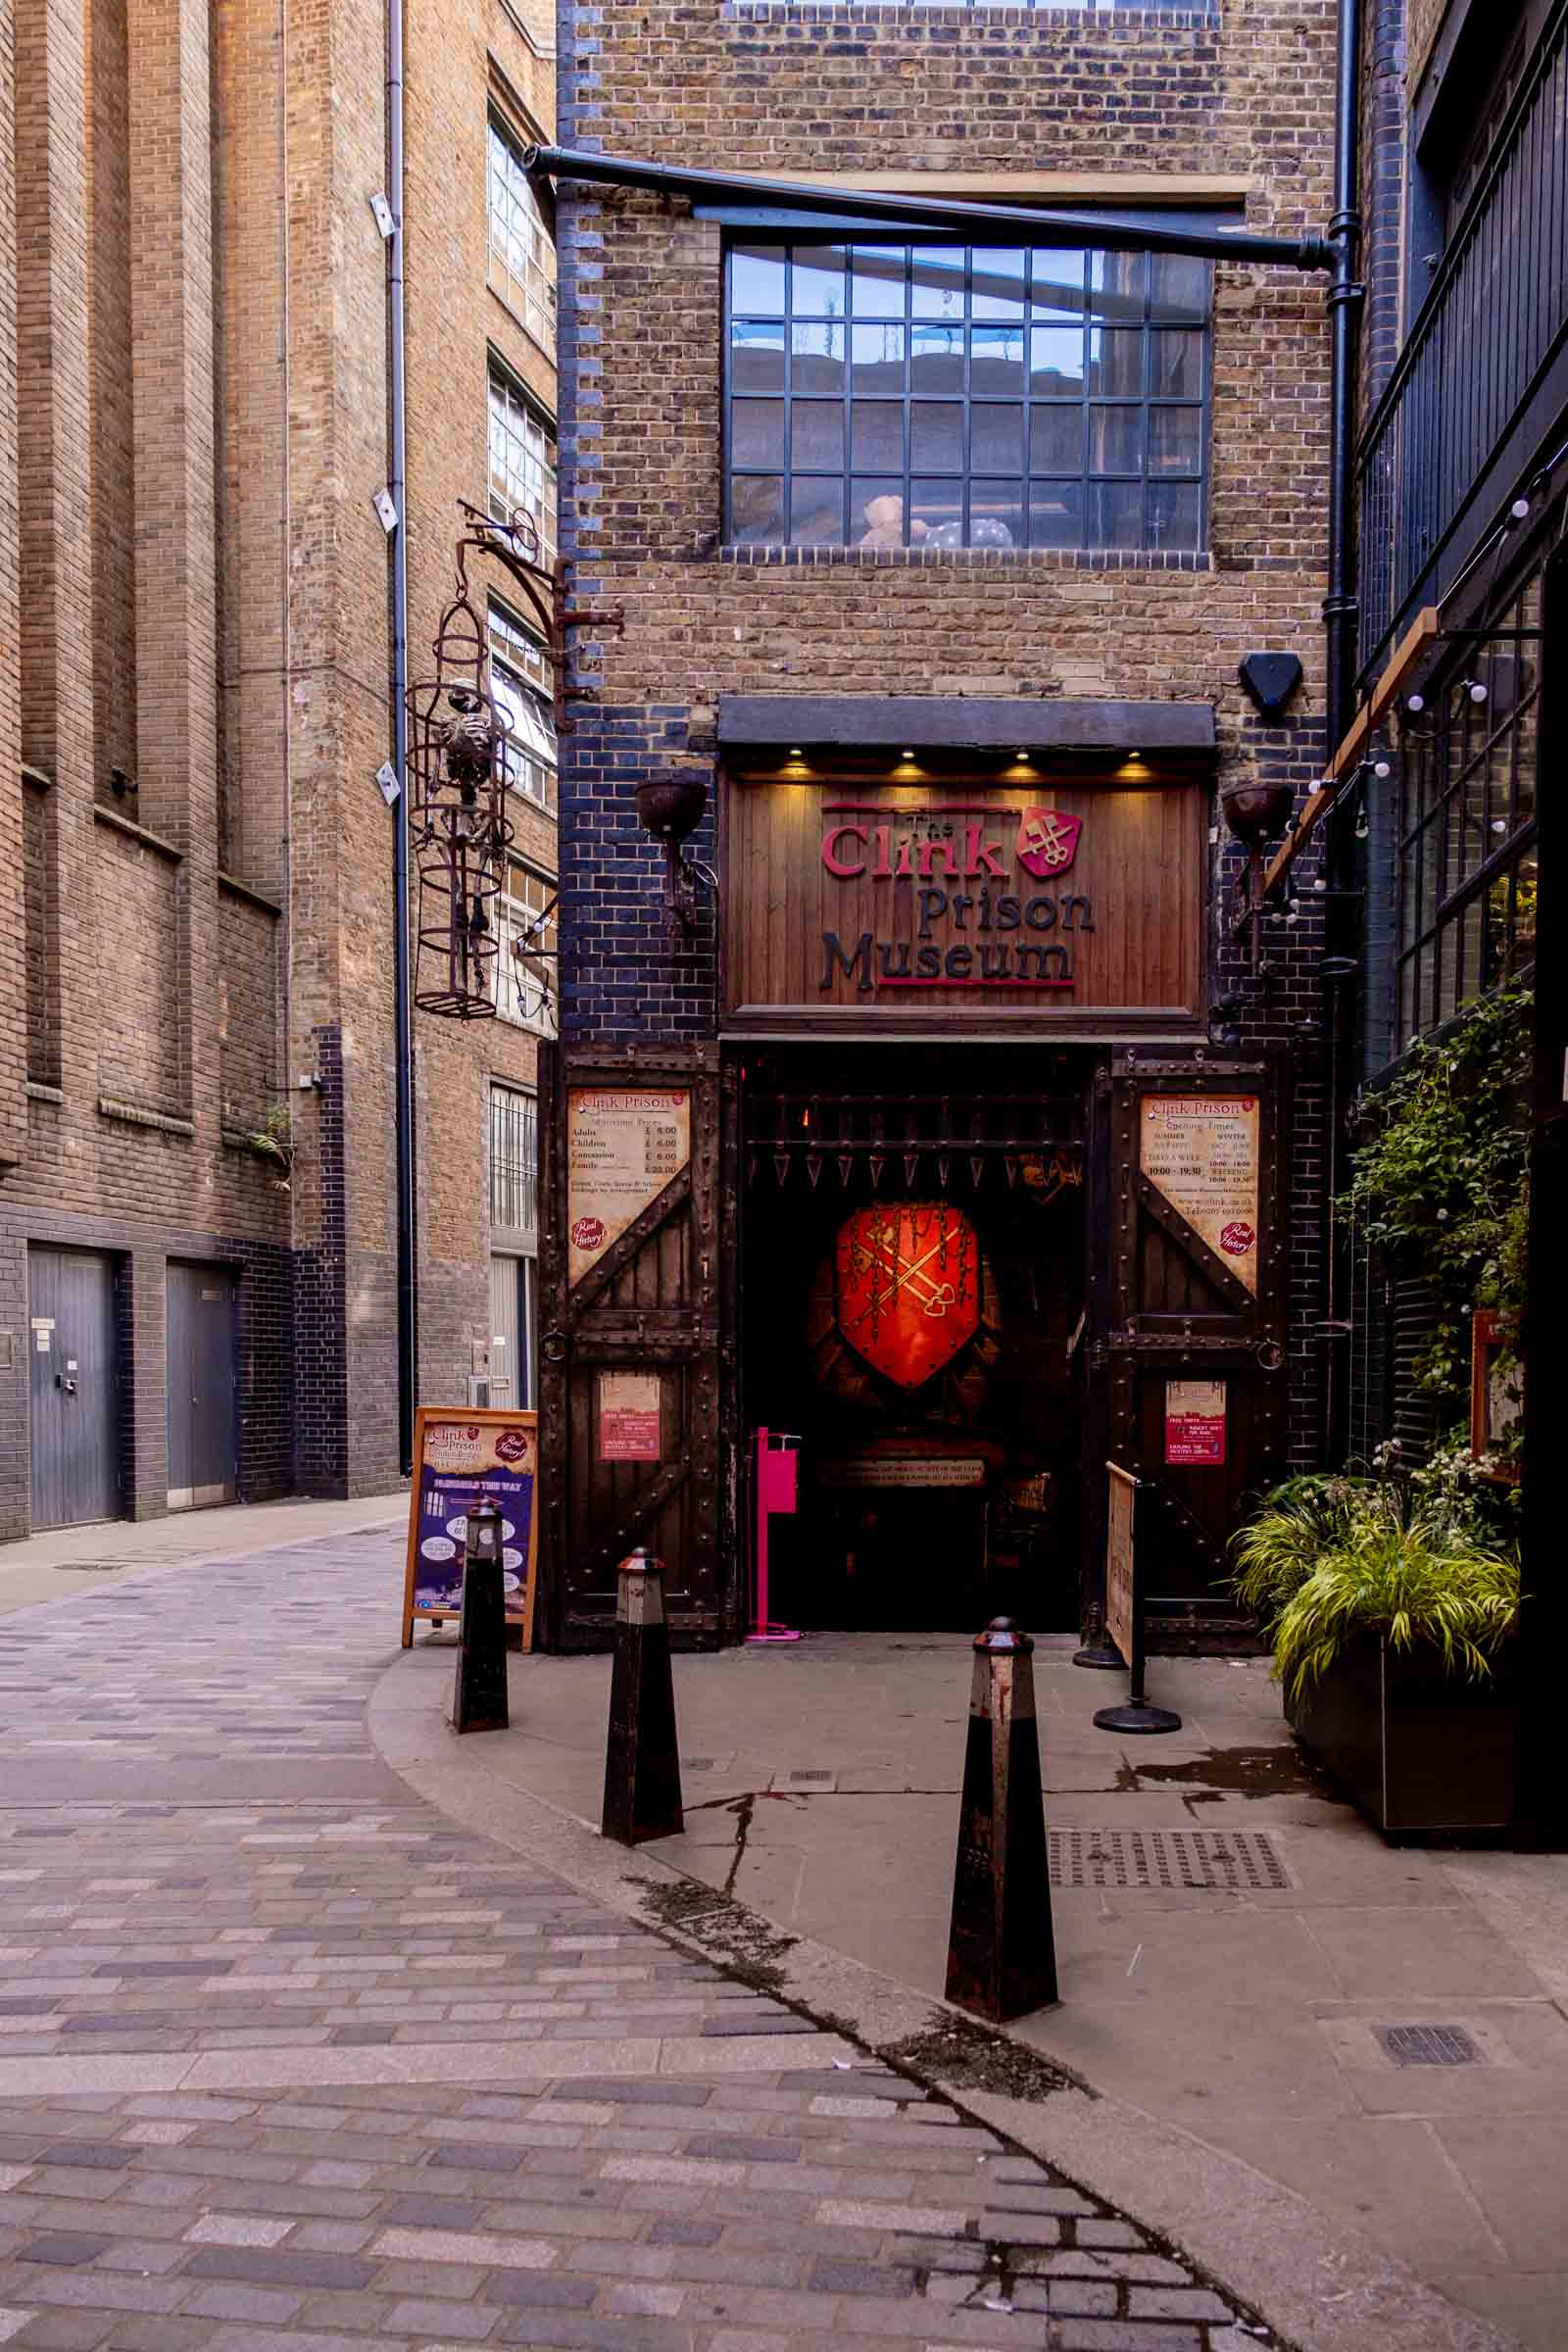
[489,600,558,814]
[493,858,559,1036]
[488,114,556,355]
[1394,565,1541,1046]
[725,239,1209,553]
[488,363,558,561]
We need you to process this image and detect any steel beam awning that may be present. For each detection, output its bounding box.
[717,696,1216,757]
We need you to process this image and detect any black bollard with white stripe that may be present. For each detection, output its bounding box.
[451,1501,510,1735]
[945,1618,1058,2021]
[602,1547,685,1845]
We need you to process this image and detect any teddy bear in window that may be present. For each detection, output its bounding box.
[858,493,928,550]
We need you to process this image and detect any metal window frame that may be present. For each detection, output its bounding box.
[494,857,560,1035]
[721,234,1210,555]
[487,110,558,355]
[1392,578,1543,1040]
[487,598,560,815]
[486,355,560,559]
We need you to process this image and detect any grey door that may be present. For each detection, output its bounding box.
[488,1253,537,1409]
[27,1247,122,1529]
[166,1263,238,1509]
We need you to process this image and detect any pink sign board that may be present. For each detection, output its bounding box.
[1165,1380,1227,1467]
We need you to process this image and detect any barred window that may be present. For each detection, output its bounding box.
[1395,567,1541,1046]
[488,1082,538,1233]
[488,363,558,561]
[725,239,1209,553]
[489,600,558,815]
[493,858,559,1037]
[488,114,556,355]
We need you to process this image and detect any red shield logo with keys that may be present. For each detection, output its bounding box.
[1016,808,1083,879]
[835,1204,981,1390]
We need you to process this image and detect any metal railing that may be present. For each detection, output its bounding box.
[1357,1,1568,673]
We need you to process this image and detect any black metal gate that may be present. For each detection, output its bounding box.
[27,1247,122,1530]
[165,1263,239,1510]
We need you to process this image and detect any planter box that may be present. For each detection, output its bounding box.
[1286,1630,1514,1843]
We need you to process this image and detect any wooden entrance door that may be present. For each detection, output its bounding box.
[1085,1051,1291,1642]
[536,1041,737,1650]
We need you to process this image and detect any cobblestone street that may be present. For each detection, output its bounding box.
[0,1531,1273,2351]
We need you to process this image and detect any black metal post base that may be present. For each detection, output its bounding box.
[602,1550,685,1846]
[1093,1701,1182,1736]
[1073,1641,1124,1670]
[451,1557,510,1734]
[946,1620,1059,2023]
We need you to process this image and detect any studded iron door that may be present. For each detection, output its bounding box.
[536,1041,737,1650]
[1085,1050,1291,1643]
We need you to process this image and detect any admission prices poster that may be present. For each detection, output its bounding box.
[1139,1095,1260,1296]
[567,1089,691,1287]
[401,1409,538,1646]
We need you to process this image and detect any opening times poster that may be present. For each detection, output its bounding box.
[401,1410,538,1646]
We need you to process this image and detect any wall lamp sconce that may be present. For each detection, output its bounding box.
[635,769,711,938]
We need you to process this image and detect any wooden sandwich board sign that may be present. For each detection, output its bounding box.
[401,1407,539,1651]
[1093,1462,1181,1736]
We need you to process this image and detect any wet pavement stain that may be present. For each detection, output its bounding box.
[1129,1742,1341,1801]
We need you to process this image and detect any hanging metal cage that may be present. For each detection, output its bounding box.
[406,588,515,1018]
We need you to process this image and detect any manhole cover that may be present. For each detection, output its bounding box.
[1375,2024,1482,2067]
[1049,1829,1290,1889]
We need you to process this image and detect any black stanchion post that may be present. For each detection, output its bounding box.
[945,1618,1058,2023]
[451,1501,509,1735]
[602,1547,684,1846]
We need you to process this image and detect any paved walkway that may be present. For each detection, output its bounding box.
[0,1495,408,1619]
[389,1629,1567,2352]
[0,1530,1274,2352]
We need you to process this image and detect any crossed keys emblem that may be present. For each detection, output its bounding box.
[1016,807,1083,879]
[834,1204,982,1390]
[845,1225,959,1324]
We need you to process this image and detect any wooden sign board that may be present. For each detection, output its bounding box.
[567,1088,691,1286]
[1140,1094,1260,1294]
[724,774,1204,1026]
[401,1407,539,1650]
[1104,1461,1140,1671]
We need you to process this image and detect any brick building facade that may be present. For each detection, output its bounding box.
[537,2,1345,1650]
[0,0,559,1535]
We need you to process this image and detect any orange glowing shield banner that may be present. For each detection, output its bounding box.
[835,1204,981,1390]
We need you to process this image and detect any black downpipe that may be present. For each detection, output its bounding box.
[1321,0,1366,1469]
[525,145,1335,273]
[387,0,416,1476]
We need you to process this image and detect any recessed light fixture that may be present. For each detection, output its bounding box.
[902,748,915,760]
[789,746,804,759]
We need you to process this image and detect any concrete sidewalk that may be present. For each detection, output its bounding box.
[375,1627,1568,2352]
[0,1489,408,1615]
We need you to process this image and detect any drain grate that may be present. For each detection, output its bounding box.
[1049,1828,1290,1890]
[1375,2024,1482,2067]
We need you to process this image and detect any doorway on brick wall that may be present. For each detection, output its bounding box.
[27,1246,123,1531]
[166,1263,238,1510]
[738,1045,1092,1632]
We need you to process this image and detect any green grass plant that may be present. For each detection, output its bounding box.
[1233,1476,1519,1706]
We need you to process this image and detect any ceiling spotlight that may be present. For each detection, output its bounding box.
[1015,747,1031,760]
[788,746,804,759]
[902,748,915,760]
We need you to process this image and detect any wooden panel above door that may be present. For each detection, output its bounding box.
[722,755,1209,1038]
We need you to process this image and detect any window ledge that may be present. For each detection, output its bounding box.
[94,805,183,861]
[25,1081,64,1104]
[719,543,1213,571]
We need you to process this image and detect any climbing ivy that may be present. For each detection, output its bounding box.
[1342,985,1532,1425]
